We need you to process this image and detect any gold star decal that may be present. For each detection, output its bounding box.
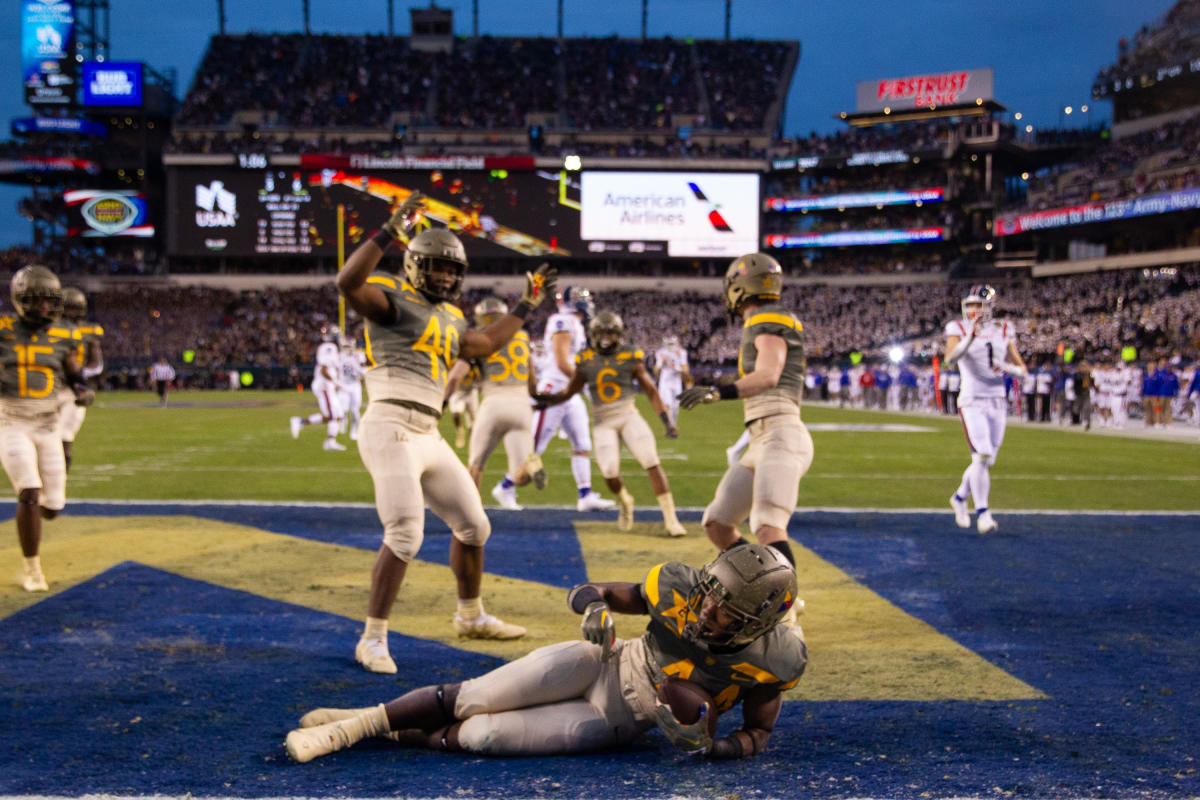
[0,316,13,332]
[660,588,697,637]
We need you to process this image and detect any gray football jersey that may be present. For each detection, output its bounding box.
[476,329,532,398]
[0,314,78,414]
[738,304,806,423]
[362,274,468,412]
[575,346,644,420]
[637,560,806,714]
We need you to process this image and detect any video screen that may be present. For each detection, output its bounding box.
[168,166,759,259]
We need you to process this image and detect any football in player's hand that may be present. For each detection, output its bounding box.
[657,677,718,737]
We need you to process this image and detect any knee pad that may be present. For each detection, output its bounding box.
[382,518,424,562]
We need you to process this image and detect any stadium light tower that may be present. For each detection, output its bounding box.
[557,0,563,38]
[217,0,226,35]
[725,0,731,39]
[642,0,648,39]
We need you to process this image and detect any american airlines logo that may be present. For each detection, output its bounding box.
[195,181,237,227]
[687,182,733,232]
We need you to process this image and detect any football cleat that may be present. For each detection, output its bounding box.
[285,709,387,764]
[349,423,358,441]
[949,494,971,529]
[354,635,397,674]
[525,452,547,490]
[665,519,688,538]
[577,491,616,512]
[618,492,634,531]
[21,570,48,592]
[299,706,376,728]
[453,612,526,640]
[289,417,302,439]
[977,511,998,534]
[322,439,347,451]
[491,483,524,511]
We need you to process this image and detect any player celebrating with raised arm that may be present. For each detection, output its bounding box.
[1,266,94,592]
[944,284,1027,533]
[285,543,805,762]
[445,296,545,511]
[678,254,812,591]
[532,310,687,537]
[56,287,103,471]
[337,193,556,674]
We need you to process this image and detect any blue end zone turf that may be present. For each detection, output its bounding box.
[1,507,1197,798]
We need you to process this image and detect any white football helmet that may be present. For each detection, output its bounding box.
[961,284,997,324]
[556,286,595,319]
[662,335,680,349]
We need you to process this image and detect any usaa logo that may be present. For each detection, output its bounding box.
[195,181,238,227]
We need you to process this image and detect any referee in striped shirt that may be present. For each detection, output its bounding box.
[149,356,175,406]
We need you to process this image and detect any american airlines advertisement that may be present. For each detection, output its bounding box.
[580,172,759,257]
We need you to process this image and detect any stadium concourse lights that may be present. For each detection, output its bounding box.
[563,155,582,171]
[888,346,905,364]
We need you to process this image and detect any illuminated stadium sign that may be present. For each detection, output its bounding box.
[21,0,77,105]
[11,116,106,136]
[770,156,822,170]
[765,227,946,248]
[765,188,944,212]
[168,167,757,258]
[0,156,99,175]
[81,61,143,106]
[994,187,1200,236]
[856,68,994,113]
[65,189,153,237]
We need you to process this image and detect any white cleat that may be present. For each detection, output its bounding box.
[289,416,302,439]
[577,491,616,512]
[491,483,524,511]
[285,711,387,764]
[949,494,971,529]
[21,570,48,592]
[618,493,635,531]
[299,706,375,728]
[322,439,347,451]
[453,612,526,640]
[354,635,397,674]
[349,425,358,441]
[665,519,688,538]
[977,511,998,534]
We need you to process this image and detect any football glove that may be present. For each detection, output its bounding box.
[654,699,713,754]
[74,388,95,407]
[580,600,615,661]
[679,386,719,410]
[381,191,426,240]
[521,262,557,309]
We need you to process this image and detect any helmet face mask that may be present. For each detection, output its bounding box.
[587,310,623,354]
[473,295,509,328]
[684,544,797,647]
[724,253,783,319]
[961,284,997,324]
[11,265,64,327]
[404,229,468,303]
[321,324,341,343]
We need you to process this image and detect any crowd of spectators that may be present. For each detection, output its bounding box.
[7,264,1190,388]
[774,122,947,159]
[1094,0,1200,86]
[173,33,795,136]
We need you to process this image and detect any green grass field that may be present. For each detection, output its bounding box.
[45,390,1200,511]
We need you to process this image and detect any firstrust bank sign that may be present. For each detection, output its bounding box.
[856,68,994,113]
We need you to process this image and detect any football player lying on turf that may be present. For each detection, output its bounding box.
[286,543,806,761]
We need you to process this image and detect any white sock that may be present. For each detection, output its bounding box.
[306,413,323,425]
[656,492,680,525]
[23,555,41,573]
[956,465,972,502]
[571,455,592,491]
[968,458,991,512]
[363,616,388,640]
[618,487,635,505]
[326,420,340,438]
[457,596,482,621]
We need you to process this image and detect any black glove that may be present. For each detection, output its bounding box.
[678,385,719,410]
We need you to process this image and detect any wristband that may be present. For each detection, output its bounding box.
[718,383,740,400]
[708,735,745,760]
[659,410,671,426]
[512,300,534,319]
[371,229,396,250]
[567,584,604,613]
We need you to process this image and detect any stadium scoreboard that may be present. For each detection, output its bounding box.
[167,161,760,259]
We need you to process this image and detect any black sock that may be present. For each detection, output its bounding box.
[768,540,795,567]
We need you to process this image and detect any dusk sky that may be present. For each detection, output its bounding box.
[0,0,1180,247]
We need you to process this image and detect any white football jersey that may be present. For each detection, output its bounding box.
[655,345,689,385]
[340,349,367,386]
[944,318,1015,404]
[312,341,340,390]
[540,311,587,392]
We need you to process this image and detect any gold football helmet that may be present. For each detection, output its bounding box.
[11,265,64,326]
[723,253,782,318]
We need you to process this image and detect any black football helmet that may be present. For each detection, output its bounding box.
[684,544,797,647]
[11,265,64,327]
[404,228,468,303]
[588,310,624,355]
